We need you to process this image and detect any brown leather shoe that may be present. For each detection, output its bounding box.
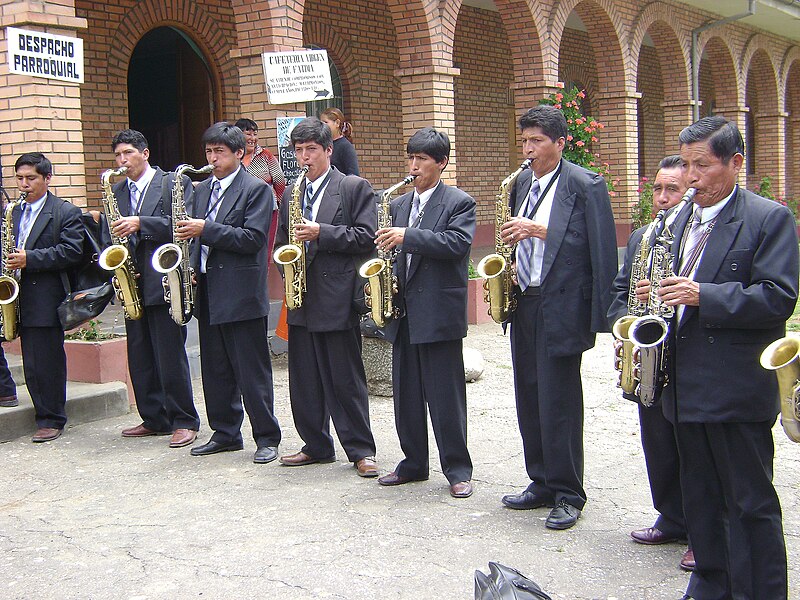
[169,429,197,448]
[279,450,335,466]
[355,456,378,477]
[32,427,62,443]
[0,395,18,407]
[631,527,683,545]
[680,548,695,572]
[121,423,170,437]
[378,471,426,486]
[450,481,473,498]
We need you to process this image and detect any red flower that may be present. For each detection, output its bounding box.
[554,103,561,109]
[577,91,586,99]
[591,136,598,143]
[576,140,585,147]
[555,93,563,101]
[567,135,573,141]
[556,81,565,89]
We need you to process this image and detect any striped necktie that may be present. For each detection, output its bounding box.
[515,180,540,291]
[406,193,421,271]
[201,180,222,273]
[17,202,32,248]
[129,181,141,215]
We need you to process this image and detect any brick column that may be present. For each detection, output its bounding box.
[395,65,459,185]
[0,1,88,206]
[754,111,787,197]
[662,100,696,155]
[595,91,641,244]
[789,116,800,200]
[716,105,750,188]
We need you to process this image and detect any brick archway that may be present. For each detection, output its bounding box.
[76,0,238,206]
[697,36,739,119]
[633,16,692,177]
[784,56,800,199]
[744,48,780,191]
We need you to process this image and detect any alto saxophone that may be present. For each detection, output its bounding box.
[359,174,417,327]
[152,164,213,325]
[612,188,696,406]
[760,336,800,443]
[0,192,24,341]
[98,166,143,320]
[274,166,309,310]
[476,158,532,323]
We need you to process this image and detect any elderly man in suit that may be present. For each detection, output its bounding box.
[374,127,475,498]
[176,122,281,464]
[9,152,83,442]
[499,105,618,529]
[645,117,796,600]
[608,155,692,570]
[110,129,199,449]
[275,117,378,478]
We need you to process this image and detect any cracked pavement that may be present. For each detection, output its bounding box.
[0,323,798,599]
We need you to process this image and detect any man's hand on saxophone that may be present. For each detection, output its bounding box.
[293,217,320,242]
[375,226,405,252]
[499,216,547,244]
[175,218,205,240]
[658,275,700,307]
[6,248,26,270]
[111,216,140,238]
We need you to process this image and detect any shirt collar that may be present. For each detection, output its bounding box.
[214,165,241,194]
[25,191,48,209]
[416,180,441,208]
[697,185,736,224]
[306,167,332,195]
[532,161,560,195]
[128,165,156,193]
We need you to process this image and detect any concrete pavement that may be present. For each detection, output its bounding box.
[0,323,798,599]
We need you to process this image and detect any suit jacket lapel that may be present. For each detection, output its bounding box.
[193,179,212,219]
[24,193,57,249]
[407,182,445,282]
[513,171,532,215]
[214,169,244,225]
[138,167,164,217]
[309,170,343,263]
[539,167,574,283]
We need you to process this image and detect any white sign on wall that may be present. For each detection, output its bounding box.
[6,27,84,83]
[262,49,333,105]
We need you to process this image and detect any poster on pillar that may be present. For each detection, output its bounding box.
[277,116,306,184]
[6,27,84,84]
[263,49,334,105]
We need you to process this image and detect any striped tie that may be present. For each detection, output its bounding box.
[201,180,221,272]
[515,180,540,291]
[17,202,32,248]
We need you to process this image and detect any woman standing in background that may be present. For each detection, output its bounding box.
[320,108,360,176]
[235,118,286,268]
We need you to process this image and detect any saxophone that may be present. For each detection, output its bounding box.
[151,164,213,325]
[0,192,24,341]
[274,166,309,310]
[613,188,696,406]
[98,166,143,320]
[476,158,532,323]
[760,336,800,443]
[359,174,416,327]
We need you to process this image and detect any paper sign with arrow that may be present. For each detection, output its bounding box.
[262,49,334,105]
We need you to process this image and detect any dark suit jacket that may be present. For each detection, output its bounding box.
[383,182,475,345]
[189,167,272,326]
[662,187,799,423]
[275,168,376,332]
[114,167,193,306]
[510,159,618,357]
[14,192,83,327]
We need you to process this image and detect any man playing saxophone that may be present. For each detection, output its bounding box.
[177,123,281,465]
[640,118,797,600]
[9,152,83,442]
[607,155,691,571]
[374,127,475,498]
[111,130,199,449]
[275,117,378,477]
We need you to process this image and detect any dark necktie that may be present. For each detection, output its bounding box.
[303,184,313,221]
[201,180,222,272]
[406,193,421,271]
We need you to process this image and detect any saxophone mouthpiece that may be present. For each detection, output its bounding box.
[403,174,418,185]
[521,158,532,169]
[681,188,697,203]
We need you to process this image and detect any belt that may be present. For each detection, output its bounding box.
[519,286,541,297]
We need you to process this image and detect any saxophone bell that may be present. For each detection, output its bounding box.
[275,165,309,311]
[629,315,669,407]
[760,337,800,443]
[611,314,638,395]
[359,258,388,327]
[0,191,24,341]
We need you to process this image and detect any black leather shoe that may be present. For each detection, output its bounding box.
[501,490,554,510]
[630,526,683,545]
[545,499,581,530]
[190,440,244,456]
[253,446,278,464]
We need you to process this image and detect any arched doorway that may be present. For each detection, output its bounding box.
[128,27,216,171]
